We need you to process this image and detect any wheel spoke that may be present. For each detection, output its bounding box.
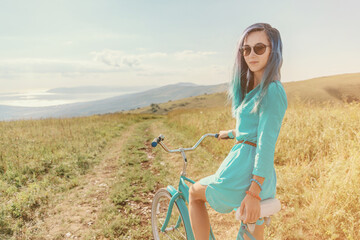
[162,232,174,240]
[175,227,186,239]
[152,189,187,240]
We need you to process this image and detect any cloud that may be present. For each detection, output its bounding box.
[90,49,168,69]
[0,58,112,74]
[135,66,178,77]
[0,51,167,76]
[0,49,217,80]
[210,65,227,74]
[90,49,217,69]
[174,50,217,60]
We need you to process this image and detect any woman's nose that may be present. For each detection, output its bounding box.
[248,48,257,57]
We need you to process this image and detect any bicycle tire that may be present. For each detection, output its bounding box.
[151,188,188,240]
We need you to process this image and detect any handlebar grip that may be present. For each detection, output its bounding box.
[151,138,159,147]
[151,134,164,147]
[215,133,219,138]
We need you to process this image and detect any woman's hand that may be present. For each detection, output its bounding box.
[217,130,231,140]
[239,194,261,224]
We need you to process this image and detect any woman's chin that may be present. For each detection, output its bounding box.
[249,67,259,73]
[249,67,265,74]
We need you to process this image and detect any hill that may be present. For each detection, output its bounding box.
[0,82,227,121]
[1,72,359,120]
[284,72,360,104]
[128,72,360,114]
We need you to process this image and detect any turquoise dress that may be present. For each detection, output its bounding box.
[199,80,288,214]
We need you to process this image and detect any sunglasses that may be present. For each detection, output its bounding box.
[239,43,271,56]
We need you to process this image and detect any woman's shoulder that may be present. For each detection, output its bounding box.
[268,80,285,92]
[267,81,287,97]
[263,80,288,108]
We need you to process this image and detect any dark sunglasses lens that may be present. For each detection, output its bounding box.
[241,46,251,56]
[254,43,266,55]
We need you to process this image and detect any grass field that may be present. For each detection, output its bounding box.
[164,100,360,239]
[0,79,359,239]
[0,113,161,239]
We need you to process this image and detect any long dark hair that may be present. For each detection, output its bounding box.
[228,23,283,116]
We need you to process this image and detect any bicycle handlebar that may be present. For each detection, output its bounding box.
[151,134,165,147]
[151,133,219,153]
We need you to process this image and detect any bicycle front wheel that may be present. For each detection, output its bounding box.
[151,188,188,240]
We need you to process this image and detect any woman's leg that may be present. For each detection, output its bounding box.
[189,182,210,240]
[243,223,264,240]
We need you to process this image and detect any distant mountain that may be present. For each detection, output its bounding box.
[170,82,198,87]
[47,85,157,94]
[0,82,227,121]
[2,73,359,121]
[129,72,360,114]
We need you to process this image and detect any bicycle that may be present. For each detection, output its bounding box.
[151,133,281,240]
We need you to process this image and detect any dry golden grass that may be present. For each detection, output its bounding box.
[1,75,360,239]
[163,100,360,239]
[284,72,360,105]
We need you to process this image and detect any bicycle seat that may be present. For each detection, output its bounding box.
[235,198,281,233]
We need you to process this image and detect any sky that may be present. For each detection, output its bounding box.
[0,0,359,96]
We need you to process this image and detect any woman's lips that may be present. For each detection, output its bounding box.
[249,61,258,64]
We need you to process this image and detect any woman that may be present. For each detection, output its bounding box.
[189,23,288,240]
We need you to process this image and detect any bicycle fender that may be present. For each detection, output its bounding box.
[166,185,195,240]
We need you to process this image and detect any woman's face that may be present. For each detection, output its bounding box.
[242,31,271,76]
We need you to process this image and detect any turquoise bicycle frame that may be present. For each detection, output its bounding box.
[160,175,216,240]
[152,133,256,240]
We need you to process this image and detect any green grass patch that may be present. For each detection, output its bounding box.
[94,119,170,240]
[0,113,160,238]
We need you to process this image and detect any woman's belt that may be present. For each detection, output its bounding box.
[235,140,257,147]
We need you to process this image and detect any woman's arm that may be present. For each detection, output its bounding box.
[248,175,264,195]
[241,83,287,224]
[240,175,264,224]
[252,83,287,177]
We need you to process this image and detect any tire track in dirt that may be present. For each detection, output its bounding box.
[24,122,140,240]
